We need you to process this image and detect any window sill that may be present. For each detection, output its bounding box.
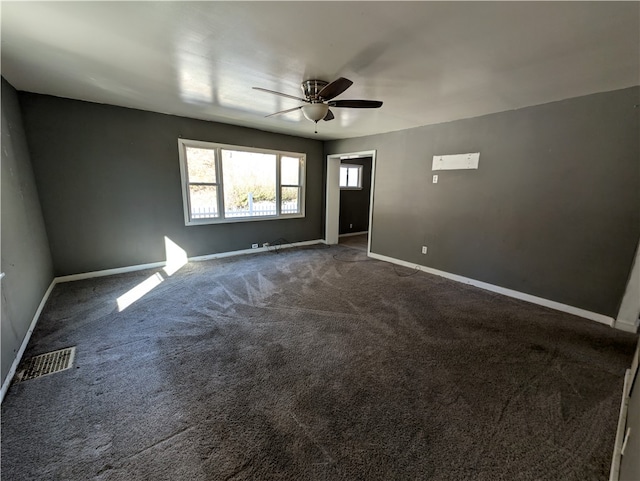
[185,213,305,226]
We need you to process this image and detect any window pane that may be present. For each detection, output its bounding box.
[281,156,300,185]
[340,166,348,187]
[189,185,218,219]
[281,187,300,214]
[186,147,216,183]
[222,149,276,217]
[347,167,360,187]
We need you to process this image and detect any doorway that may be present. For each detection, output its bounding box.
[325,150,376,254]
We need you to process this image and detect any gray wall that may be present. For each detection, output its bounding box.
[19,94,324,276]
[326,87,640,318]
[339,158,371,235]
[1,79,54,384]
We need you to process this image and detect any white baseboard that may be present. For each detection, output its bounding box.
[189,239,324,262]
[55,239,326,284]
[614,318,639,333]
[339,231,368,238]
[368,252,615,328]
[55,261,167,283]
[1,279,57,404]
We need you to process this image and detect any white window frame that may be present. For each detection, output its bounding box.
[340,163,363,190]
[178,139,306,226]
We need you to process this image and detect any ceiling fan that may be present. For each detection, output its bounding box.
[253,77,382,132]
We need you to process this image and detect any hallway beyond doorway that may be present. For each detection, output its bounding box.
[339,233,367,252]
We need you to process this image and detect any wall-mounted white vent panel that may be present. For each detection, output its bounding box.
[432,152,480,171]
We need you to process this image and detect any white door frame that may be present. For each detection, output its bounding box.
[325,150,377,254]
[615,239,640,332]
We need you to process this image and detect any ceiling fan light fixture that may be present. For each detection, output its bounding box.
[256,77,382,125]
[301,103,329,122]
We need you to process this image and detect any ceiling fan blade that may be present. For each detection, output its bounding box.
[265,105,303,118]
[328,100,383,109]
[253,87,308,103]
[323,109,335,121]
[318,77,353,101]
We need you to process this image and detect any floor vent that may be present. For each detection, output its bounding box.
[17,347,76,382]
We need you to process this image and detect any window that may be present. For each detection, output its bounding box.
[340,164,363,189]
[178,139,305,225]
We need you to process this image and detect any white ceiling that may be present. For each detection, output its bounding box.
[1,2,638,140]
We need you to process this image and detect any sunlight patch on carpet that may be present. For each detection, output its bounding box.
[117,272,164,311]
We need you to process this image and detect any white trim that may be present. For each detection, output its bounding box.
[1,279,57,404]
[178,138,305,159]
[185,212,305,226]
[616,240,640,333]
[188,239,324,262]
[326,150,376,249]
[55,240,326,284]
[325,156,341,245]
[177,138,306,226]
[368,252,615,327]
[367,152,377,256]
[610,368,633,481]
[177,139,193,226]
[614,318,639,333]
[56,261,167,283]
[339,231,368,238]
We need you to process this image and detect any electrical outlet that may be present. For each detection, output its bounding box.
[350,223,353,229]
[251,243,259,249]
[433,175,438,184]
[422,246,428,254]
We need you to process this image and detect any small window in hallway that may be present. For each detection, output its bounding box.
[340,164,362,190]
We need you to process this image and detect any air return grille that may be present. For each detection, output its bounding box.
[18,347,76,382]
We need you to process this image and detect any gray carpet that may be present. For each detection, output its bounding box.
[1,244,636,480]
